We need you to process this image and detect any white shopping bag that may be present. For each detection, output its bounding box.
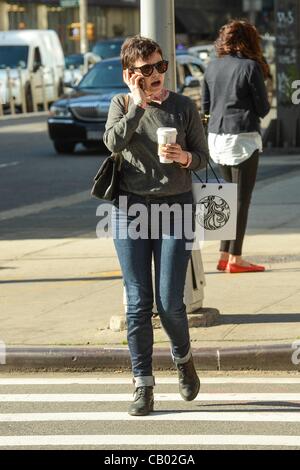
[192,179,237,241]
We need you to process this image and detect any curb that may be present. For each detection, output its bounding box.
[1,343,299,372]
[0,112,48,122]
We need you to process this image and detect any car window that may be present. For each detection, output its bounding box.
[176,63,185,88]
[0,45,29,69]
[78,61,124,89]
[182,64,192,78]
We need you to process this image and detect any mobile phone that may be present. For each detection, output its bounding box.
[139,78,145,90]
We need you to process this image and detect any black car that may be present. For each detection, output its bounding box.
[48,55,205,154]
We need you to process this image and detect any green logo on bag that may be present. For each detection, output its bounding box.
[196,195,230,230]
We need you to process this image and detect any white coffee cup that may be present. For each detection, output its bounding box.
[156,127,178,164]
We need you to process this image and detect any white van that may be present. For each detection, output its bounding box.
[0,29,65,111]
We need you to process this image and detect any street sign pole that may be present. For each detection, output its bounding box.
[79,0,88,54]
[140,0,176,92]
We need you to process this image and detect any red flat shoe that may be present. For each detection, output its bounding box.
[226,263,265,273]
[217,260,228,271]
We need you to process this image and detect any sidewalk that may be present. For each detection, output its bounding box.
[1,156,300,370]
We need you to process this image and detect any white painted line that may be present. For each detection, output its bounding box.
[0,190,89,221]
[0,161,19,169]
[0,393,300,402]
[1,411,300,423]
[0,434,300,447]
[1,377,300,385]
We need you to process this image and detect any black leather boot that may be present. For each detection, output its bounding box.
[128,386,154,416]
[176,356,200,401]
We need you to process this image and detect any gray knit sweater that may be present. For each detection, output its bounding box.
[103,91,209,197]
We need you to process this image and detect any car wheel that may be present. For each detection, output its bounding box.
[53,141,76,154]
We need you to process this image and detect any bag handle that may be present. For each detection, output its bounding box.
[192,158,222,189]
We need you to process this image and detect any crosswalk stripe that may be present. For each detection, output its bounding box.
[0,434,299,447]
[1,377,300,385]
[0,393,300,402]
[0,411,300,422]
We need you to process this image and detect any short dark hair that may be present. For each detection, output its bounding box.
[121,35,163,69]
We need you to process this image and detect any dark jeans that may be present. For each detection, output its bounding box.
[217,150,259,256]
[111,190,195,387]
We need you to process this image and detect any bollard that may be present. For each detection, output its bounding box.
[40,66,48,111]
[30,73,38,112]
[6,67,15,115]
[18,67,27,114]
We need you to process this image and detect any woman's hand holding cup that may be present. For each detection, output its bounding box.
[160,143,189,165]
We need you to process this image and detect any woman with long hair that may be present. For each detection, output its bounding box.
[202,19,270,273]
[104,35,209,416]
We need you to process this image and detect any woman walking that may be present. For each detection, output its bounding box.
[104,35,209,416]
[202,20,270,273]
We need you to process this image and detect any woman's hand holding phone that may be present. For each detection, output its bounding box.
[123,69,147,107]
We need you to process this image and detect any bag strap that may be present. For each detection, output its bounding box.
[192,113,222,186]
[111,94,129,166]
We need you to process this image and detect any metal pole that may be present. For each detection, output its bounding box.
[140,0,176,92]
[0,1,9,31]
[6,68,15,115]
[18,67,27,114]
[79,0,88,55]
[249,0,256,24]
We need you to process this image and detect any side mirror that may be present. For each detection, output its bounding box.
[184,76,200,88]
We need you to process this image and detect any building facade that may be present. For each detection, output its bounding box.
[0,0,275,54]
[0,0,140,54]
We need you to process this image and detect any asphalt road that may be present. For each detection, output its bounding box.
[0,371,300,450]
[0,115,299,240]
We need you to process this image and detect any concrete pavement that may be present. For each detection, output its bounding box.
[0,154,300,370]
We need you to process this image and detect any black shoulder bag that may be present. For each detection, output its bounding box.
[91,94,129,201]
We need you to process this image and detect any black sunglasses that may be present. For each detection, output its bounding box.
[129,60,169,77]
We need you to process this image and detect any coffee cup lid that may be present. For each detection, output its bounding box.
[156,127,177,135]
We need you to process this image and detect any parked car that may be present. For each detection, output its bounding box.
[48,54,205,154]
[92,38,124,60]
[0,29,65,111]
[188,44,216,65]
[64,53,84,88]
